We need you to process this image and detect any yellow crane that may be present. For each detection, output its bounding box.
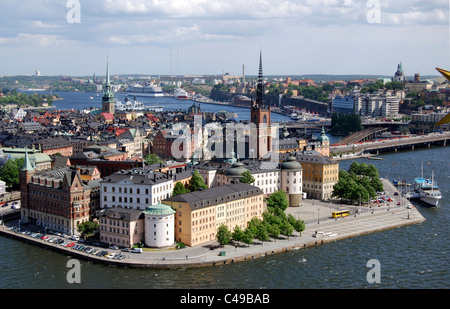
[434,67,450,126]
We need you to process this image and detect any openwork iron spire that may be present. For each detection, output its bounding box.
[255,49,265,109]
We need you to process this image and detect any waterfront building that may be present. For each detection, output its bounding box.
[162,182,264,247]
[100,168,175,210]
[331,95,357,114]
[196,154,303,207]
[143,203,176,248]
[19,151,101,236]
[282,151,339,200]
[97,207,145,248]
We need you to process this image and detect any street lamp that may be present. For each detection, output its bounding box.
[317,208,320,224]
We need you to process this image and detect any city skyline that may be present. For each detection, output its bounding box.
[0,0,448,77]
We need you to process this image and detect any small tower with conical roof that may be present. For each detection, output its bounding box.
[102,57,115,114]
[19,148,35,224]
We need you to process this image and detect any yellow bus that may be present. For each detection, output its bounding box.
[332,210,350,218]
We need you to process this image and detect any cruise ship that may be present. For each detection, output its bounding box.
[174,88,188,100]
[126,83,164,97]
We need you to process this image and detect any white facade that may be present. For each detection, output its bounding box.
[281,170,302,195]
[101,170,174,210]
[144,205,175,248]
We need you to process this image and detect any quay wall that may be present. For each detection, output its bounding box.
[0,207,425,269]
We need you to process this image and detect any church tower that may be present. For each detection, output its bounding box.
[102,58,115,114]
[19,148,35,224]
[250,50,272,158]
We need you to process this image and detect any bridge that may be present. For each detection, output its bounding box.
[331,128,388,145]
[330,132,450,156]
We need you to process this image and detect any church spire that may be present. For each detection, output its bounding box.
[254,48,265,109]
[21,147,34,171]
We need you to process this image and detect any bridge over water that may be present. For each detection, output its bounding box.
[330,132,450,156]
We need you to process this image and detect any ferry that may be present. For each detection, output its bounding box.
[126,83,164,97]
[174,88,188,100]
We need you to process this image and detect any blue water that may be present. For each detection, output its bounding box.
[44,91,291,123]
[2,92,448,289]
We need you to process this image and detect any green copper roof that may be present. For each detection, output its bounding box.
[281,154,302,170]
[143,203,175,216]
[21,148,34,171]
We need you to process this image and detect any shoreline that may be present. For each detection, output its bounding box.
[0,179,426,269]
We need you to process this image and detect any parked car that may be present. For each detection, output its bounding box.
[131,248,142,253]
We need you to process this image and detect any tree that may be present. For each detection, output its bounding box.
[266,190,289,215]
[188,170,208,191]
[239,170,255,184]
[241,228,254,246]
[287,214,305,234]
[232,226,245,245]
[0,158,23,191]
[145,153,164,165]
[77,221,99,238]
[255,222,269,245]
[172,181,190,196]
[217,224,232,246]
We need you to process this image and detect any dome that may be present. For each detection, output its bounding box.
[281,154,302,170]
[143,203,175,216]
[317,127,329,142]
[226,161,247,177]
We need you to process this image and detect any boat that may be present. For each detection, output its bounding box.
[126,83,164,97]
[290,113,300,120]
[408,164,442,207]
[115,96,145,111]
[174,88,188,100]
[414,174,441,207]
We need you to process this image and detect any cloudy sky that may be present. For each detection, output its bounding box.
[0,0,448,77]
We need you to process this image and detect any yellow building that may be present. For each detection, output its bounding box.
[281,151,339,200]
[163,183,265,247]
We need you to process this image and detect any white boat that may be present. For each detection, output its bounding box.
[174,88,188,100]
[127,83,164,97]
[411,165,441,207]
[290,113,300,120]
[115,96,145,111]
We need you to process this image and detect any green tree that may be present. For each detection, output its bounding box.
[77,221,99,238]
[287,214,305,234]
[172,181,190,196]
[266,190,289,215]
[239,170,255,184]
[255,221,270,244]
[145,153,164,165]
[217,224,232,246]
[0,158,23,190]
[232,225,245,244]
[188,170,207,191]
[241,228,254,246]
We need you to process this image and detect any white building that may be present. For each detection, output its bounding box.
[196,153,304,207]
[143,203,175,248]
[100,168,174,210]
